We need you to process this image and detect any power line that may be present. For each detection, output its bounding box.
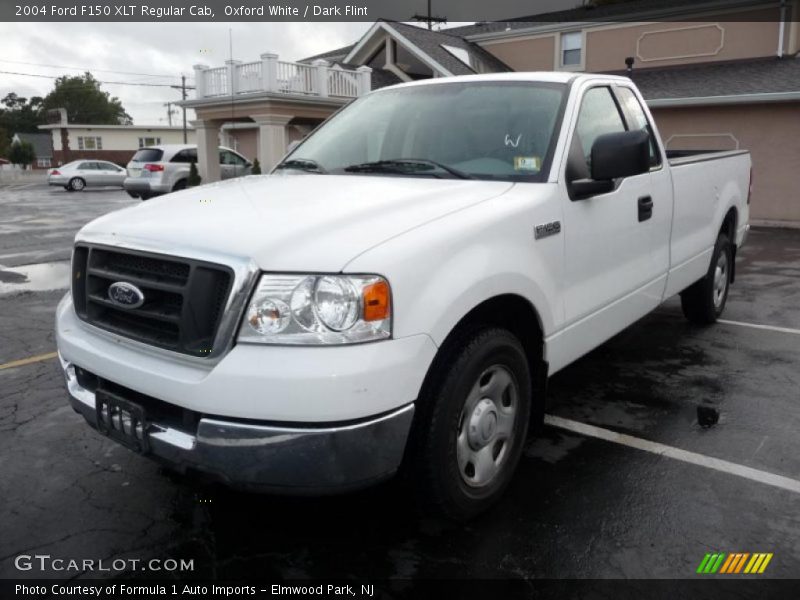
[0,58,189,81]
[0,70,194,89]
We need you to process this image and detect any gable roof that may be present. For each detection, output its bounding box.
[382,21,511,75]
[13,133,52,158]
[341,21,511,77]
[300,44,355,64]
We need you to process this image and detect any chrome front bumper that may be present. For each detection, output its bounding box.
[61,355,415,493]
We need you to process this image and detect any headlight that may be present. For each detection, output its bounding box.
[238,274,391,345]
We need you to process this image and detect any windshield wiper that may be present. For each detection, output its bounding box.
[343,159,473,180]
[274,158,327,174]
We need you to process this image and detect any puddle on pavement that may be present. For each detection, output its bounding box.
[0,261,70,294]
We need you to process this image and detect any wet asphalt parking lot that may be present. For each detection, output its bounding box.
[0,182,799,583]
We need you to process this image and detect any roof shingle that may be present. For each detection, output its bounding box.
[626,57,800,100]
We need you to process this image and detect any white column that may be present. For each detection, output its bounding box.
[260,52,279,92]
[226,59,242,96]
[193,64,208,98]
[253,115,293,170]
[311,59,330,97]
[192,119,221,183]
[356,66,372,96]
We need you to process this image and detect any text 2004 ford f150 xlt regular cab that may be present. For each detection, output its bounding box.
[56,73,751,519]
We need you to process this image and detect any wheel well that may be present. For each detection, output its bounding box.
[433,294,547,425]
[721,207,737,241]
[449,295,543,366]
[721,207,738,282]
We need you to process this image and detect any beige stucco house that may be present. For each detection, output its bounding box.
[181,0,800,226]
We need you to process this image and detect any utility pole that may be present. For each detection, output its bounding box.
[163,102,174,126]
[412,0,446,30]
[170,75,193,143]
[181,75,187,143]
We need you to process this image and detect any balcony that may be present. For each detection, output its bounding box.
[193,53,372,100]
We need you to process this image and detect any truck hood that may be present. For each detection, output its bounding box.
[77,174,514,271]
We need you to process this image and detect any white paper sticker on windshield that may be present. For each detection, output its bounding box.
[514,156,541,172]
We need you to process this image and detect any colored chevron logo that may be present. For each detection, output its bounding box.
[696,552,773,574]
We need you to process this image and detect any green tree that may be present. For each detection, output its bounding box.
[0,126,10,157]
[188,161,202,186]
[0,93,44,134]
[250,158,261,175]
[8,140,36,167]
[40,73,132,125]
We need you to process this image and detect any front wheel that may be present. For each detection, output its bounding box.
[125,190,140,199]
[680,232,732,324]
[407,327,532,521]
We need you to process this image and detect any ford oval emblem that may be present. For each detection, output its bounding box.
[107,282,145,309]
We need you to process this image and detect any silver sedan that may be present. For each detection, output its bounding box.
[48,160,128,192]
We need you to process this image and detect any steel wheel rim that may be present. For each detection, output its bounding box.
[713,252,728,309]
[456,364,519,488]
[73,179,84,190]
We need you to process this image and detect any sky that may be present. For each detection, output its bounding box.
[0,1,575,125]
[0,22,376,124]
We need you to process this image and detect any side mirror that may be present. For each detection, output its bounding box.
[570,130,650,200]
[591,130,650,181]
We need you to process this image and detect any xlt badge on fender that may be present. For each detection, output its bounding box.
[535,221,562,240]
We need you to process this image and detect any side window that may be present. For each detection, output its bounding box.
[615,86,662,167]
[171,150,190,163]
[573,87,627,173]
[171,149,198,163]
[220,150,246,166]
[78,162,95,170]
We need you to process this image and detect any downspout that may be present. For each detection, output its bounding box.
[777,0,787,58]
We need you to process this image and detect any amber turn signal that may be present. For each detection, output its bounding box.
[362,280,391,322]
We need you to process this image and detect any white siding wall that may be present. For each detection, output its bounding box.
[60,128,196,151]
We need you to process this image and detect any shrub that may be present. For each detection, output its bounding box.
[188,161,201,187]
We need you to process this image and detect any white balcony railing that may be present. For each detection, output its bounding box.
[193,54,372,100]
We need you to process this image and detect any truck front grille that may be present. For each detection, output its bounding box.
[72,244,233,358]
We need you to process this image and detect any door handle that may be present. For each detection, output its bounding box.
[638,196,653,222]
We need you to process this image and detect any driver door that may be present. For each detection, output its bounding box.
[559,84,659,354]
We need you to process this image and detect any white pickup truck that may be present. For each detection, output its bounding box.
[56,73,751,519]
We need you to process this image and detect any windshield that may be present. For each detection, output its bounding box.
[281,81,567,182]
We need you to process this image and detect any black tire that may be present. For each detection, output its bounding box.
[125,190,140,199]
[406,327,532,521]
[139,192,153,201]
[68,177,86,192]
[680,232,732,325]
[172,179,187,192]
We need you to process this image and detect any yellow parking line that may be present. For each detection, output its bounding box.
[0,351,58,371]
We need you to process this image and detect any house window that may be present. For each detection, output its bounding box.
[561,32,583,67]
[138,137,161,148]
[36,158,52,168]
[77,136,102,150]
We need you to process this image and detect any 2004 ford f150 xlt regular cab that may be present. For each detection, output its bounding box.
[57,73,751,519]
